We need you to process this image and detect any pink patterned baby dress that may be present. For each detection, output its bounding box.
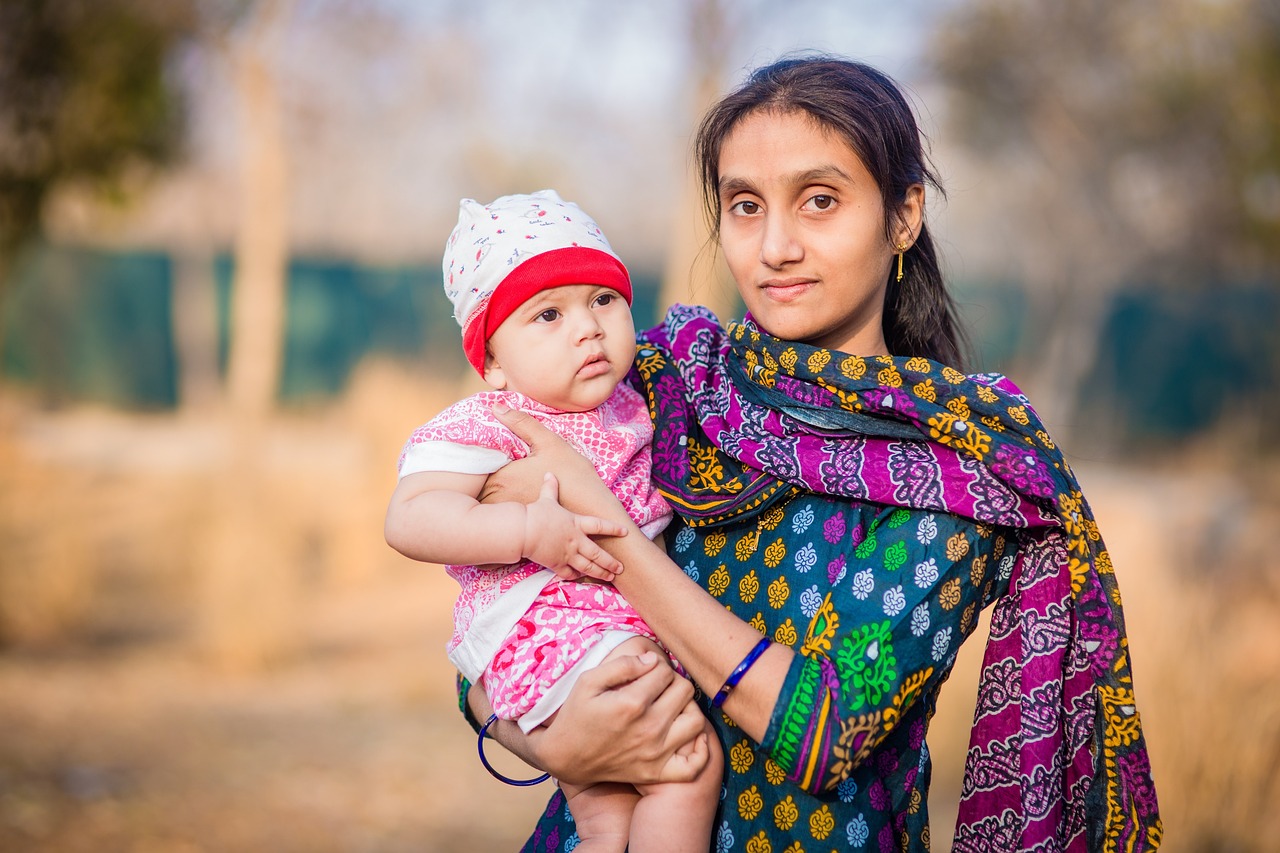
[397,383,671,730]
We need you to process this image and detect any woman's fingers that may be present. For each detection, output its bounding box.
[493,402,561,451]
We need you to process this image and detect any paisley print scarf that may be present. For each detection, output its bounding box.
[633,305,1161,852]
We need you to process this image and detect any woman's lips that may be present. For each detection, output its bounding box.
[760,278,817,302]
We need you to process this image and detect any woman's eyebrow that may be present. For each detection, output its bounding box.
[718,175,757,199]
[719,166,857,199]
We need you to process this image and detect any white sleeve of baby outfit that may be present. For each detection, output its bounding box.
[397,440,512,478]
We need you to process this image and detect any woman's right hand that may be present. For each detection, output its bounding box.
[524,650,711,787]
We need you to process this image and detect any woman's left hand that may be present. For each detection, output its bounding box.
[480,403,631,526]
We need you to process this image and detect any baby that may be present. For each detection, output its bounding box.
[385,190,720,853]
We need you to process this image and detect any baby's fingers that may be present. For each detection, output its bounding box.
[565,544,620,581]
[575,513,629,539]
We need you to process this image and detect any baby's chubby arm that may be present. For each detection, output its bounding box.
[384,469,629,580]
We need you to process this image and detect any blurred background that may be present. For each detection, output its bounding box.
[1,0,1277,850]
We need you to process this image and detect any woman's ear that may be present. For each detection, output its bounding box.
[893,183,925,249]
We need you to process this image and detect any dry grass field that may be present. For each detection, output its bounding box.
[1,362,1277,852]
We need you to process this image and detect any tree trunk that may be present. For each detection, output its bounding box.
[225,18,290,420]
[658,0,739,325]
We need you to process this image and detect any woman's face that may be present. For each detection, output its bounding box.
[716,109,921,355]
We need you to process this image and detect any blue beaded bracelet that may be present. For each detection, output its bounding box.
[477,714,551,787]
[711,637,772,709]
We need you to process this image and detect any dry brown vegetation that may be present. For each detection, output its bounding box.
[1,364,1277,852]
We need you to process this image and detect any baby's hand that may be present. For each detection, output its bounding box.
[523,473,628,581]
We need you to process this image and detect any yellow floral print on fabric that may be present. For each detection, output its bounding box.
[730,740,755,774]
[779,347,799,373]
[745,831,772,853]
[961,601,976,634]
[816,376,858,409]
[774,618,798,645]
[760,505,786,531]
[981,414,1006,433]
[763,539,787,569]
[762,347,778,371]
[689,439,727,492]
[739,785,765,821]
[839,355,866,380]
[945,532,970,561]
[913,378,937,402]
[940,578,962,610]
[635,346,665,375]
[1008,404,1031,425]
[946,395,971,419]
[976,383,999,403]
[806,350,831,374]
[800,594,838,657]
[750,612,768,634]
[736,531,760,562]
[942,366,966,384]
[774,795,799,831]
[705,531,727,557]
[780,842,804,853]
[910,788,922,814]
[809,805,835,840]
[905,356,930,373]
[740,569,761,603]
[883,667,933,729]
[767,576,790,609]
[709,564,731,597]
[970,554,987,587]
[764,758,786,785]
[876,366,903,388]
[828,711,884,782]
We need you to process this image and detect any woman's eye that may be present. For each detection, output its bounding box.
[808,194,835,211]
[731,200,761,215]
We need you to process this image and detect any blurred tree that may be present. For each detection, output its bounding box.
[0,0,192,286]
[932,0,1280,430]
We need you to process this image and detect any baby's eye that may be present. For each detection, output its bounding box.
[535,308,561,323]
[594,292,616,307]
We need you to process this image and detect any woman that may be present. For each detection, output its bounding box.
[466,56,1161,852]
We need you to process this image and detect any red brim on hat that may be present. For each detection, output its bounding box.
[462,246,631,374]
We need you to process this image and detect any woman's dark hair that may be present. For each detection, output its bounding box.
[695,56,969,369]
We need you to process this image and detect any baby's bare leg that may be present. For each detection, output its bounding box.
[557,779,640,853]
[600,636,722,853]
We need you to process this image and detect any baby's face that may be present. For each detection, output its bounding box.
[483,284,636,412]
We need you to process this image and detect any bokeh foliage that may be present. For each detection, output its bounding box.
[0,0,193,261]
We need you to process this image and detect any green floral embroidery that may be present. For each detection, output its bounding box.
[774,658,821,773]
[883,540,907,572]
[834,621,897,711]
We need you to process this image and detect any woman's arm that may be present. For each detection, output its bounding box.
[486,403,795,742]
[386,469,626,579]
[464,648,713,786]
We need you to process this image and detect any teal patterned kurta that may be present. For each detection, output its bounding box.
[670,498,1013,852]
[473,305,1159,852]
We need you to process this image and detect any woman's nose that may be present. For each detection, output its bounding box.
[759,213,803,268]
[760,213,803,268]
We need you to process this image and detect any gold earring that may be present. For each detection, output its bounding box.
[895,242,908,283]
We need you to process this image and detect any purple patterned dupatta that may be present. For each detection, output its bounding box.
[633,306,1161,852]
